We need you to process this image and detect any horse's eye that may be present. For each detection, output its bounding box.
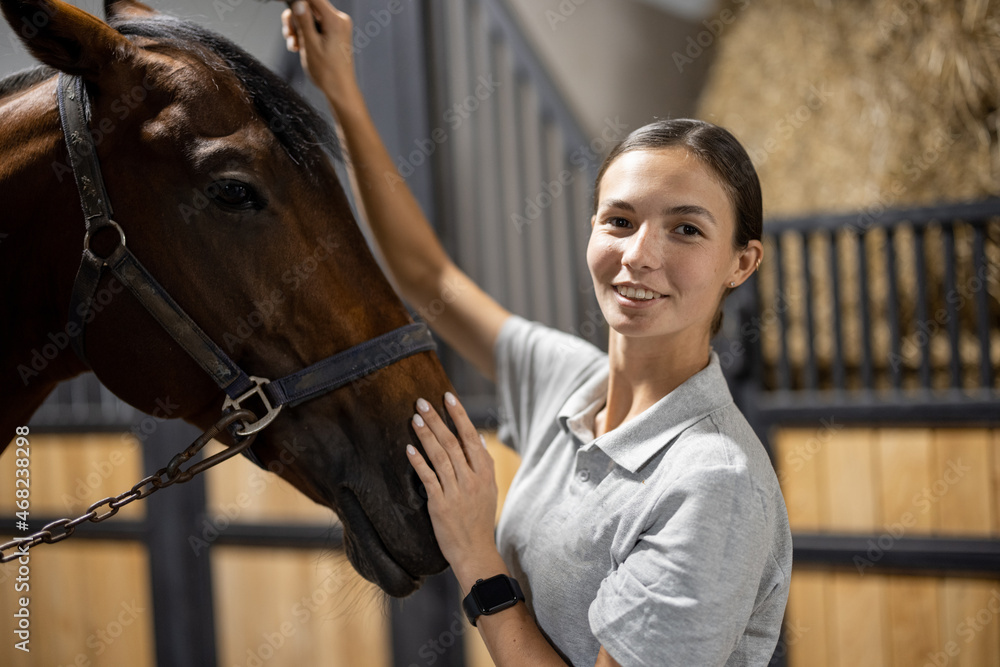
[211,180,261,210]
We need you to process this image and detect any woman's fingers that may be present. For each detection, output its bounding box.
[405,444,442,498]
[281,9,299,51]
[412,407,458,486]
[442,392,493,474]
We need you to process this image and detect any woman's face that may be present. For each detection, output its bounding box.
[586,147,746,344]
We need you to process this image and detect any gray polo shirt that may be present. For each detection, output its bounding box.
[494,316,792,667]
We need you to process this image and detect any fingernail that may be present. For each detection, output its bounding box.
[480,433,487,448]
[416,398,431,413]
[406,444,416,456]
[293,1,307,15]
[286,37,295,51]
[413,413,425,428]
[445,391,457,406]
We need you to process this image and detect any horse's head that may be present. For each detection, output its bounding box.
[2,0,451,595]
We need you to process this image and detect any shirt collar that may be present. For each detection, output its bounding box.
[556,351,734,473]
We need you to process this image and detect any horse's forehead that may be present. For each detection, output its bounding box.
[140,55,271,146]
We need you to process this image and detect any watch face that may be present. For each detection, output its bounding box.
[475,575,517,613]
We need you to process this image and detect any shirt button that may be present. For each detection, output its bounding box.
[577,470,590,483]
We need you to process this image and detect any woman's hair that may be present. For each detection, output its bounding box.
[592,118,762,338]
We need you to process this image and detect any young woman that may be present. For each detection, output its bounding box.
[283,2,791,665]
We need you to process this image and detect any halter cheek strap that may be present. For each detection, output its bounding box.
[56,73,438,444]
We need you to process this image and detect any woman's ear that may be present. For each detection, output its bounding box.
[728,239,763,288]
[2,0,137,82]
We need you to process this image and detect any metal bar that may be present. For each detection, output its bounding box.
[884,227,903,389]
[801,232,819,390]
[485,28,511,309]
[828,230,846,390]
[752,392,1000,426]
[913,226,932,388]
[773,233,792,390]
[942,224,962,388]
[857,231,874,388]
[480,0,590,157]
[793,533,1000,576]
[765,197,1000,235]
[972,222,994,389]
[143,419,218,667]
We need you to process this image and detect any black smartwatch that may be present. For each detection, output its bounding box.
[462,574,525,626]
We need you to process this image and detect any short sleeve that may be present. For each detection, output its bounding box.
[493,315,604,456]
[589,465,779,667]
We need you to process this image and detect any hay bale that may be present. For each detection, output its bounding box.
[699,0,1000,390]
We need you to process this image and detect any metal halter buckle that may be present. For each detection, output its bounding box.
[222,376,284,436]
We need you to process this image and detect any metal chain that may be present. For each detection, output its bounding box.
[0,409,258,564]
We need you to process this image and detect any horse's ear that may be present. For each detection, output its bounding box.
[1,0,136,81]
[105,0,157,21]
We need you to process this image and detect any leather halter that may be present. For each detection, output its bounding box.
[56,73,437,443]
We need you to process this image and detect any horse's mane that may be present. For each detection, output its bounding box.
[110,13,341,169]
[0,65,57,99]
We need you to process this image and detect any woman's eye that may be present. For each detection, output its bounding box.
[211,180,262,210]
[678,223,701,236]
[607,216,631,228]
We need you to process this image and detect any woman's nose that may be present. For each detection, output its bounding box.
[621,226,660,270]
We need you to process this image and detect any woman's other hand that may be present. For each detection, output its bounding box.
[406,392,503,584]
[282,0,359,111]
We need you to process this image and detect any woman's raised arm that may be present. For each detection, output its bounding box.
[283,0,509,381]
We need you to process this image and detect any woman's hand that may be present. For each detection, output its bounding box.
[281,0,360,112]
[406,392,503,583]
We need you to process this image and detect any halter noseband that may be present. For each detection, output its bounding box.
[56,73,437,445]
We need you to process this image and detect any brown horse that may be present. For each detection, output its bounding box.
[0,0,451,596]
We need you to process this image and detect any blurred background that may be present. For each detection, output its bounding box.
[2,0,999,665]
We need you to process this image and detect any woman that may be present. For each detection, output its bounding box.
[283,2,791,665]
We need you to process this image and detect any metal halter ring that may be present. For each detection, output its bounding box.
[83,219,127,260]
[222,376,284,436]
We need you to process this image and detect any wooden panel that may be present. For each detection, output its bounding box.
[933,429,993,536]
[877,428,935,533]
[822,428,878,531]
[784,570,830,667]
[939,579,1000,667]
[0,541,153,667]
[213,547,390,667]
[994,430,1000,536]
[202,440,337,524]
[0,434,145,519]
[827,571,888,667]
[774,427,825,531]
[885,576,941,666]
